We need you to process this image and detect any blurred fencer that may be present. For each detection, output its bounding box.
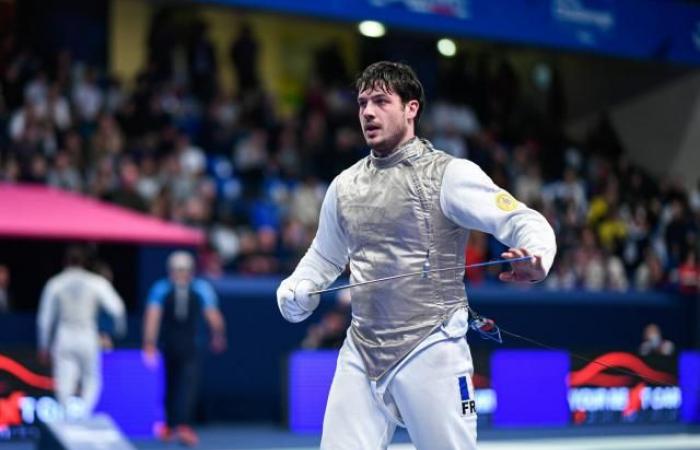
[277,61,557,449]
[37,245,126,416]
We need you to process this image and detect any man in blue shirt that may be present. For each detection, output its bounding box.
[142,251,227,446]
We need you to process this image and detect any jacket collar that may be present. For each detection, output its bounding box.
[369,137,423,169]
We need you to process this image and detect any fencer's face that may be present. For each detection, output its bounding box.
[358,85,418,155]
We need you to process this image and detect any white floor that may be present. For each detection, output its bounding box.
[387,434,700,450]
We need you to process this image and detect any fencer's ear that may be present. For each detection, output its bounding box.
[405,99,419,120]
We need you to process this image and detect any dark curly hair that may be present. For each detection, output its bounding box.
[355,61,425,123]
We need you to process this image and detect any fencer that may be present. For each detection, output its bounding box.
[37,246,126,415]
[277,61,556,450]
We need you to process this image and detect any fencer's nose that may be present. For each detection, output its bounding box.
[362,102,376,121]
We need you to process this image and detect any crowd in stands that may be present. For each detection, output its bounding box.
[1,23,698,295]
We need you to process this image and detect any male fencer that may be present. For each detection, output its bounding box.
[37,246,126,415]
[277,61,556,449]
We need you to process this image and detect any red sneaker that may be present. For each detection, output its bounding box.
[154,423,173,442]
[176,425,199,447]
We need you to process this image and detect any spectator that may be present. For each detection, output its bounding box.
[0,31,697,296]
[108,159,148,212]
[545,252,577,291]
[675,249,699,295]
[664,199,696,267]
[543,167,587,218]
[605,252,629,292]
[188,22,218,102]
[301,291,351,349]
[229,23,260,94]
[635,247,666,291]
[465,231,488,285]
[301,309,349,349]
[690,179,700,214]
[42,82,72,132]
[290,175,324,228]
[136,155,162,202]
[23,70,49,107]
[0,264,10,312]
[514,162,543,206]
[1,157,20,182]
[90,114,124,162]
[639,323,675,356]
[175,132,206,178]
[47,151,82,192]
[72,67,103,124]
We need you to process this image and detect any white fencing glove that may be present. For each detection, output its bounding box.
[276,279,321,323]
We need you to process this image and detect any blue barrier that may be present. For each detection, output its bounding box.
[200,277,690,423]
[287,348,697,432]
[0,349,161,440]
[0,277,691,425]
[491,350,570,427]
[680,352,700,424]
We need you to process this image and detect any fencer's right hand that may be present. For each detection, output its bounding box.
[276,279,320,323]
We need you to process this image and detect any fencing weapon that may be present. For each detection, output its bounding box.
[307,256,534,296]
[307,255,674,386]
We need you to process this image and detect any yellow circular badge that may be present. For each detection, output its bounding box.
[495,191,518,212]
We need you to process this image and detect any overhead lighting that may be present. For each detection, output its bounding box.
[358,20,386,38]
[437,38,457,57]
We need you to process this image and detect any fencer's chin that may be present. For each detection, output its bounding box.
[364,135,380,148]
[365,139,384,154]
[364,132,378,142]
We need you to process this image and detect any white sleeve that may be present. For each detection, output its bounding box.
[440,159,557,274]
[284,178,349,288]
[96,277,127,336]
[37,279,57,351]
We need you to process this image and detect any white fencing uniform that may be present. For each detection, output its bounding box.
[37,267,126,414]
[322,308,476,449]
[278,138,556,449]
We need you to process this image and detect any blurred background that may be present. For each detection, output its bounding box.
[0,0,699,448]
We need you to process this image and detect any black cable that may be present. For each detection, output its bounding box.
[469,307,675,386]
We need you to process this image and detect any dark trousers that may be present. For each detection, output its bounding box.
[164,352,198,427]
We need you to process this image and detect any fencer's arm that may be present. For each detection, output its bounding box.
[439,159,557,279]
[36,280,57,352]
[97,278,127,337]
[278,179,349,323]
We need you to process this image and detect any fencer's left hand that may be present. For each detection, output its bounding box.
[499,248,546,283]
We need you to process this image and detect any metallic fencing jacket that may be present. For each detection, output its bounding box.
[283,137,556,380]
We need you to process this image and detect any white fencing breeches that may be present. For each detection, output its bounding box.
[321,310,478,450]
[52,326,101,415]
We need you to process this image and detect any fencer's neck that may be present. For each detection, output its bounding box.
[371,135,416,158]
[370,137,422,169]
